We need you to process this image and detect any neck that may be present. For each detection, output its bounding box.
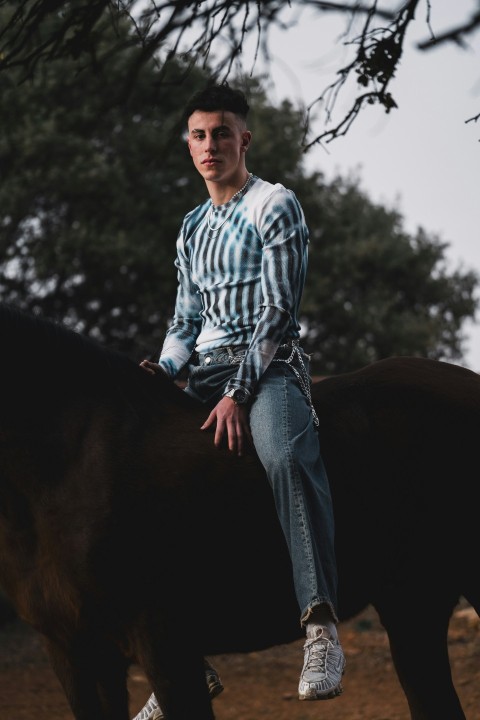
[207,170,251,206]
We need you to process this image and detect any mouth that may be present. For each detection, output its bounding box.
[202,158,220,166]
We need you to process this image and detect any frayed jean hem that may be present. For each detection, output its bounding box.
[300,599,339,627]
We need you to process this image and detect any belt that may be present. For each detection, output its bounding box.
[194,345,247,366]
[193,338,300,366]
[192,339,318,427]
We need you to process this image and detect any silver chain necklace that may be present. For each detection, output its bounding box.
[206,173,253,233]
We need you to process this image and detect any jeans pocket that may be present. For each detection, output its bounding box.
[186,362,239,404]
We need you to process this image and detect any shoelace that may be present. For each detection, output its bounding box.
[304,636,335,674]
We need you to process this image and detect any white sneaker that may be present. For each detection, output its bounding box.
[131,659,223,720]
[298,625,346,700]
[132,692,161,720]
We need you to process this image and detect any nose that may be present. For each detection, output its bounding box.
[205,133,217,152]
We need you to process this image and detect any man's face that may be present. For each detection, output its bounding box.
[187,110,251,186]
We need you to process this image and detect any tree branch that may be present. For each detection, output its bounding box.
[304,0,422,147]
[417,10,480,50]
[0,0,478,144]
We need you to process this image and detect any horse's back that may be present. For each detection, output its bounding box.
[314,356,480,495]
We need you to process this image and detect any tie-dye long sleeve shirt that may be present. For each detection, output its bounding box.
[159,175,309,397]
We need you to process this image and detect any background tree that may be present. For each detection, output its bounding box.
[0,6,206,358]
[298,174,477,372]
[0,1,477,371]
[1,1,479,145]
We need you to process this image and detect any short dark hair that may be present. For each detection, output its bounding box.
[183,84,250,125]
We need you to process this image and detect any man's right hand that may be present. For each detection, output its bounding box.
[200,396,252,457]
[139,359,165,376]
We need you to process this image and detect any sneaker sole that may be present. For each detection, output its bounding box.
[299,681,344,700]
[207,678,224,700]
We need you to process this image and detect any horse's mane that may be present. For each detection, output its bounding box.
[0,302,195,412]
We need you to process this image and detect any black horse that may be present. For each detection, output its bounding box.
[0,302,478,720]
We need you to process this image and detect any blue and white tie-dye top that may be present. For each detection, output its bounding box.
[159,175,309,397]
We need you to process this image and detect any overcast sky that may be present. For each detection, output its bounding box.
[242,1,480,370]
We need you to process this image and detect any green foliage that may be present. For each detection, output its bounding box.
[0,3,207,359]
[0,3,478,371]
[299,174,478,373]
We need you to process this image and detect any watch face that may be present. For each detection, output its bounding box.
[233,388,248,404]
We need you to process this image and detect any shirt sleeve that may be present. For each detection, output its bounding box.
[224,189,308,397]
[158,227,203,378]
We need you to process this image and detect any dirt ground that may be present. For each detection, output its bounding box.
[0,600,478,720]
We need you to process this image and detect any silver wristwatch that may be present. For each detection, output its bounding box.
[224,387,250,405]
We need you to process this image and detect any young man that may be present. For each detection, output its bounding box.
[134,84,345,720]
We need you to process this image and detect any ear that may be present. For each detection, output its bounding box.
[187,137,193,156]
[241,131,252,152]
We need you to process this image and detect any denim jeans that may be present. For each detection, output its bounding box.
[185,345,338,625]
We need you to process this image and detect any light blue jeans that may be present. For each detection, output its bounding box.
[185,345,338,625]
